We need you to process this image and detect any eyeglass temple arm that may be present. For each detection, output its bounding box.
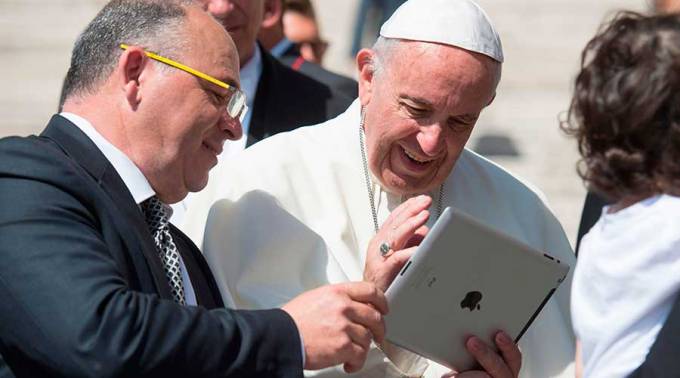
[119,44,231,90]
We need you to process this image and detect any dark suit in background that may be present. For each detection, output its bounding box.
[246,47,353,146]
[278,43,358,99]
[0,116,302,377]
[630,288,680,377]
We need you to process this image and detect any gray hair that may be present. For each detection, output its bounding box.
[59,0,195,107]
[367,37,401,77]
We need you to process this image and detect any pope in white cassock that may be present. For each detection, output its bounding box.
[183,0,576,377]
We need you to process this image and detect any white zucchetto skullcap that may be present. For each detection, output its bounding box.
[379,0,504,63]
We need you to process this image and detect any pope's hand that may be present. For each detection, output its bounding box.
[281,282,388,373]
[364,195,432,292]
[442,332,522,378]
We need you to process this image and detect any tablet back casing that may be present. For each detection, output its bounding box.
[384,207,569,371]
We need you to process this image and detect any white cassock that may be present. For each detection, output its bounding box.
[183,100,576,377]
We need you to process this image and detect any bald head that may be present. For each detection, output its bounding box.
[60,0,200,107]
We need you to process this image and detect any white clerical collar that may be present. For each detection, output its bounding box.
[59,112,156,205]
[270,38,294,58]
[239,44,263,135]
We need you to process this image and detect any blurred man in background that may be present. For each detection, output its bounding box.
[199,0,352,151]
[171,0,354,222]
[258,0,358,98]
[656,0,680,12]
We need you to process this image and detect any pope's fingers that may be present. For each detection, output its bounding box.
[405,224,429,248]
[385,247,417,273]
[390,209,430,251]
[465,336,513,378]
[374,246,418,291]
[383,194,432,230]
[393,195,432,227]
[495,332,521,377]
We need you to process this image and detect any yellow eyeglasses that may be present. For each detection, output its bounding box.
[120,44,248,122]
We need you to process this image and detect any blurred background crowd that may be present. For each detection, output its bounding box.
[1,0,676,246]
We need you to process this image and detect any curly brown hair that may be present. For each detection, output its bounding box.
[563,11,680,201]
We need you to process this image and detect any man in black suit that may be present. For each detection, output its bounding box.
[0,1,389,376]
[257,0,359,99]
[199,0,353,149]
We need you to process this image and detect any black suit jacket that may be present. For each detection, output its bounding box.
[247,47,353,146]
[576,191,680,376]
[0,115,302,377]
[278,43,358,99]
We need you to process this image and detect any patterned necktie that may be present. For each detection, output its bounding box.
[141,196,186,305]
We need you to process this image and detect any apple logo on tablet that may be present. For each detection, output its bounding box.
[460,291,482,311]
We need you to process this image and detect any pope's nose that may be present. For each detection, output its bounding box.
[417,124,445,157]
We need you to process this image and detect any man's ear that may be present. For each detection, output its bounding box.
[261,0,283,29]
[356,48,377,106]
[117,46,149,109]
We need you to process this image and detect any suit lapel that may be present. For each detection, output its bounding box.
[40,116,173,300]
[98,169,173,300]
[282,43,301,59]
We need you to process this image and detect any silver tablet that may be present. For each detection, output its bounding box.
[384,206,570,372]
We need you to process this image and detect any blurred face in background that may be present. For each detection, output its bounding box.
[656,0,680,13]
[200,0,266,66]
[283,10,327,64]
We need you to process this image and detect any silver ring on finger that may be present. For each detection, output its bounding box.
[379,241,392,258]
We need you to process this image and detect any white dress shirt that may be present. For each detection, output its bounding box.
[221,43,262,158]
[60,112,198,306]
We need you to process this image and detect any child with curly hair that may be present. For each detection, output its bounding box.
[564,11,680,377]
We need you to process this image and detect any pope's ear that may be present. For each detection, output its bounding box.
[356,49,376,106]
[117,46,149,108]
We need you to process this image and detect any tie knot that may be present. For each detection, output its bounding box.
[141,196,170,231]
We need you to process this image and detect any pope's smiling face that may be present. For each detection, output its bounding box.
[357,40,500,196]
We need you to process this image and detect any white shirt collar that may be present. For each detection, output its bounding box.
[238,43,263,135]
[59,112,156,205]
[270,38,294,58]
